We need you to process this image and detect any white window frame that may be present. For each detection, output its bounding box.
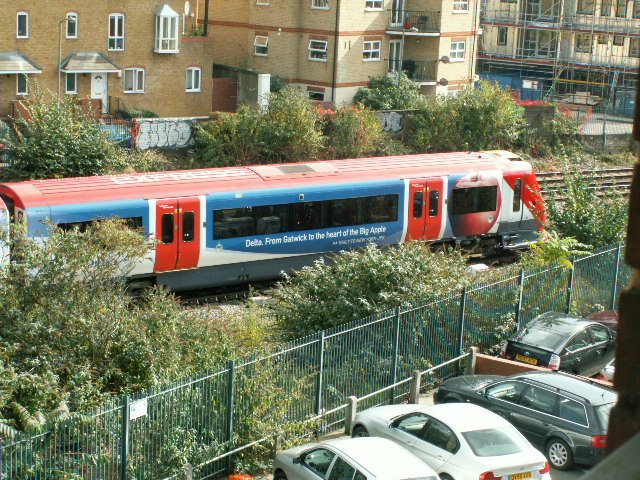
[450,41,466,60]
[363,40,382,61]
[66,12,78,39]
[17,74,28,96]
[256,0,270,4]
[17,12,29,38]
[311,0,330,9]
[155,13,179,53]
[124,68,145,93]
[65,73,78,94]
[309,39,328,61]
[453,0,470,11]
[186,67,202,92]
[365,0,384,9]
[254,35,269,56]
[109,14,125,51]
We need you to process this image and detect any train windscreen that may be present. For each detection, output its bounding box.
[0,196,9,265]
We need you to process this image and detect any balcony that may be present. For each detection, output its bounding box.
[387,10,441,35]
[388,59,438,84]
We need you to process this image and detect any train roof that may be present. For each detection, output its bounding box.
[0,151,532,209]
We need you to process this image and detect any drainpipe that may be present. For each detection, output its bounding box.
[331,0,341,104]
[204,0,209,36]
[469,0,480,84]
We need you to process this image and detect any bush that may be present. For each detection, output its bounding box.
[523,107,581,157]
[271,242,470,339]
[353,73,426,110]
[2,88,124,180]
[119,109,159,119]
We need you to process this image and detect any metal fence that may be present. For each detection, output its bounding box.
[0,243,629,480]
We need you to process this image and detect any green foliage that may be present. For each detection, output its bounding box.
[521,230,591,269]
[270,75,287,93]
[196,87,323,166]
[119,109,159,119]
[353,73,426,110]
[3,88,124,180]
[118,148,173,172]
[271,242,470,339]
[545,164,628,247]
[523,107,581,157]
[407,81,525,152]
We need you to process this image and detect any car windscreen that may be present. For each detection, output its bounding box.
[595,402,615,430]
[514,327,566,351]
[462,427,526,457]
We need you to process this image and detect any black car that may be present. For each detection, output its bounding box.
[500,312,616,376]
[434,371,617,470]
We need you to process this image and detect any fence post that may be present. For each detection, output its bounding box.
[315,331,325,416]
[611,242,622,310]
[390,306,401,404]
[409,370,421,404]
[121,395,130,480]
[457,287,468,356]
[344,396,358,434]
[515,268,525,330]
[465,347,478,375]
[225,360,235,474]
[566,262,575,314]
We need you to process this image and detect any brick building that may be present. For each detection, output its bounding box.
[0,1,214,118]
[208,0,481,105]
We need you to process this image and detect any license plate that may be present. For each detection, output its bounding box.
[515,354,538,365]
[510,473,532,480]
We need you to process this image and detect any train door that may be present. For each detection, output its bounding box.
[504,174,525,227]
[407,178,443,241]
[154,198,201,272]
[0,196,8,265]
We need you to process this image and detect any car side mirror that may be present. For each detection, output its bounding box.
[293,456,301,465]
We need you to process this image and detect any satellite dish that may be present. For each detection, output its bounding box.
[184,1,190,15]
[439,78,449,86]
[439,55,450,64]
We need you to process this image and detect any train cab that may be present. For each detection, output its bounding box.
[0,195,9,265]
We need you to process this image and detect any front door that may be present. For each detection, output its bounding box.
[389,40,401,72]
[91,73,108,113]
[154,198,201,272]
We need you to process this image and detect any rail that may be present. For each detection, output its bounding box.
[537,167,633,195]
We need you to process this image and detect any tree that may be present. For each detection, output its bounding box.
[1,87,124,180]
[353,73,426,110]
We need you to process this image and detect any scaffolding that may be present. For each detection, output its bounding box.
[479,0,638,114]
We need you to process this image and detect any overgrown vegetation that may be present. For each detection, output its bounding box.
[352,72,426,110]
[119,108,159,119]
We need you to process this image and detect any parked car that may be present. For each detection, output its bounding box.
[434,371,617,470]
[500,312,616,376]
[351,403,550,480]
[597,359,615,382]
[588,310,618,332]
[273,437,440,480]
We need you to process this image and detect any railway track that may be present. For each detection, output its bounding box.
[537,167,633,195]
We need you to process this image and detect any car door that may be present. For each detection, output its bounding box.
[299,447,336,480]
[515,384,559,446]
[585,324,616,375]
[413,417,458,472]
[479,380,528,425]
[560,328,596,375]
[327,456,365,480]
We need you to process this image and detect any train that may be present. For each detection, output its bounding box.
[0,150,545,291]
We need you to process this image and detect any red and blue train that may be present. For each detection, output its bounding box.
[0,150,545,291]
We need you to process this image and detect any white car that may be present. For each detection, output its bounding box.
[273,436,440,480]
[351,403,551,480]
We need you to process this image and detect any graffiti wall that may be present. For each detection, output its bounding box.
[376,110,414,139]
[133,117,208,150]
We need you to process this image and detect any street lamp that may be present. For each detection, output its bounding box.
[58,15,76,98]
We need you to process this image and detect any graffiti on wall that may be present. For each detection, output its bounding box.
[133,117,206,150]
[376,111,406,133]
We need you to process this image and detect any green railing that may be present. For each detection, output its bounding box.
[0,243,629,479]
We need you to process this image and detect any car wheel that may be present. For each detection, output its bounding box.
[351,425,369,438]
[546,438,573,470]
[274,471,287,480]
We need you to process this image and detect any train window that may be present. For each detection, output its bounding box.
[182,212,195,242]
[513,179,522,212]
[413,192,424,219]
[451,186,497,215]
[362,195,398,224]
[254,204,287,235]
[290,202,323,232]
[214,207,255,239]
[327,198,359,227]
[58,216,143,232]
[161,213,174,244]
[429,190,440,217]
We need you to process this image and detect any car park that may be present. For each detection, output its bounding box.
[351,403,550,480]
[500,312,616,376]
[273,436,440,480]
[434,371,617,470]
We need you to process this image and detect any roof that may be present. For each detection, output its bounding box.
[60,52,121,74]
[0,151,532,209]
[0,53,42,74]
[528,311,594,336]
[420,403,511,432]
[514,372,617,405]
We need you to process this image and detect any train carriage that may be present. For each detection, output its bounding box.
[0,151,544,291]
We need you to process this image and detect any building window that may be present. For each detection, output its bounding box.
[256,0,270,4]
[186,67,201,92]
[65,73,78,94]
[631,38,640,57]
[307,87,325,101]
[497,26,508,46]
[575,33,592,53]
[17,12,28,38]
[635,0,640,18]
[109,14,125,50]
[613,35,624,46]
[601,0,612,15]
[312,0,329,9]
[309,39,328,61]
[597,34,608,44]
[365,0,383,8]
[576,0,595,14]
[124,68,145,93]
[450,41,466,60]
[17,74,28,95]
[66,13,78,38]
[363,40,382,61]
[615,0,627,16]
[155,6,179,53]
[453,0,470,12]
[254,35,269,56]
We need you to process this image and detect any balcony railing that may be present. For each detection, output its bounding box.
[388,59,438,83]
[387,10,441,34]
